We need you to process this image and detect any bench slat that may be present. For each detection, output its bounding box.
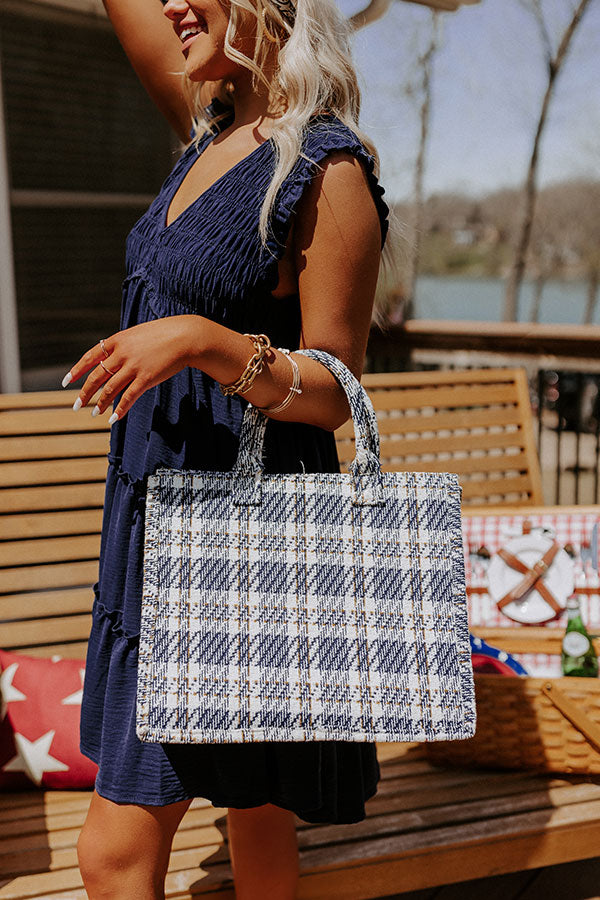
[367,383,520,412]
[0,511,103,541]
[1,485,106,513]
[337,428,527,462]
[0,561,97,594]
[0,433,109,462]
[12,642,90,660]
[0,408,108,437]
[458,474,534,501]
[0,390,93,411]
[336,405,525,439]
[0,459,108,488]
[377,452,530,476]
[361,369,525,388]
[0,536,101,568]
[2,615,93,649]
[0,589,94,621]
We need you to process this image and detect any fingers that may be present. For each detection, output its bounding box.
[106,377,151,425]
[73,360,123,414]
[62,339,113,388]
[61,329,160,427]
[80,366,150,427]
[92,368,132,418]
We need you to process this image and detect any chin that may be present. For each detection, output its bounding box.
[185,53,231,84]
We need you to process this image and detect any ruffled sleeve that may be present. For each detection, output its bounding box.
[261,115,390,290]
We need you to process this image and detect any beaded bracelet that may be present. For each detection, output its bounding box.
[257,348,302,414]
[220,334,272,397]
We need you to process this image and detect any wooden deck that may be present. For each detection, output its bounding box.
[3,743,600,899]
[383,857,600,899]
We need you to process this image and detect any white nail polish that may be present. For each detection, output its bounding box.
[72,397,82,412]
[92,405,101,418]
[108,412,119,426]
[62,372,73,388]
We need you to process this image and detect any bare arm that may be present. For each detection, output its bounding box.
[102,0,193,141]
[191,151,382,430]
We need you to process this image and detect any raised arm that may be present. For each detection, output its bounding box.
[102,0,193,141]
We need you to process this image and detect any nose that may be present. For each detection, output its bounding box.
[162,0,189,20]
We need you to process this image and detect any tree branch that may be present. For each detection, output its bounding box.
[350,0,393,30]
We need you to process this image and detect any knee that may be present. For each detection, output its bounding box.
[77,824,119,891]
[77,822,158,895]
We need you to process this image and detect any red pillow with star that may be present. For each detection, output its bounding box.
[0,649,98,790]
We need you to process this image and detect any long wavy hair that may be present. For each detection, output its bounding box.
[183,0,403,324]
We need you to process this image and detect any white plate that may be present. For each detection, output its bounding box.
[487,533,575,624]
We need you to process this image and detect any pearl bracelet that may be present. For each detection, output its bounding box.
[257,348,302,414]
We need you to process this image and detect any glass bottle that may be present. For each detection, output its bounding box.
[561,597,599,678]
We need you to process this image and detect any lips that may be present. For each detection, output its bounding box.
[179,18,207,48]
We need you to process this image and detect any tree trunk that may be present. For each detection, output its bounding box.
[529,273,545,323]
[407,15,439,312]
[503,0,592,322]
[584,268,599,325]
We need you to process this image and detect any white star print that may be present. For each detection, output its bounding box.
[2,730,69,785]
[1,663,27,720]
[61,669,85,706]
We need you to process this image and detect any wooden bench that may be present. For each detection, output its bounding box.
[3,375,600,900]
[336,367,544,507]
[5,741,600,899]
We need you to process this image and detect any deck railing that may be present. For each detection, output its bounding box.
[366,319,600,506]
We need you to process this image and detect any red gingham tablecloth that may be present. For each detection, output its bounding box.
[463,511,600,678]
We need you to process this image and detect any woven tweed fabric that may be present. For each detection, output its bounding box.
[136,352,476,744]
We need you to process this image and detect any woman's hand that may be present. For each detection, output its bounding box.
[63,317,197,424]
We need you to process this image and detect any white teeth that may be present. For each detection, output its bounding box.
[181,24,205,42]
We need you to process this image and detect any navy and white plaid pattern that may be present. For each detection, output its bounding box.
[136,351,476,743]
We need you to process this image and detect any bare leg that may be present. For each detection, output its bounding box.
[77,789,192,899]
[227,803,299,900]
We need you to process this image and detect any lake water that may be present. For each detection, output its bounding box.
[414,276,593,325]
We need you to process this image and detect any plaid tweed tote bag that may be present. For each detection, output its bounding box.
[136,350,476,744]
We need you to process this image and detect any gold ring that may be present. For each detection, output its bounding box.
[100,339,109,359]
[100,359,116,377]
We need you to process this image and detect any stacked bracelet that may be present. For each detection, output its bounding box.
[257,348,302,414]
[220,334,271,397]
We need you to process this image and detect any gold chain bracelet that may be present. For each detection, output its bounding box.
[219,334,272,397]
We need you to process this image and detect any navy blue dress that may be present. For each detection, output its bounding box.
[80,99,390,824]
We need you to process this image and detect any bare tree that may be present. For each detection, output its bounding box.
[404,12,442,315]
[503,0,594,321]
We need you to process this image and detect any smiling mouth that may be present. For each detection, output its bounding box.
[180,20,208,52]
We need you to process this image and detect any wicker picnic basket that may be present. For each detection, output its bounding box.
[425,670,600,775]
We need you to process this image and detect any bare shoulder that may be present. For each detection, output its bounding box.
[292,149,382,381]
[294,149,382,257]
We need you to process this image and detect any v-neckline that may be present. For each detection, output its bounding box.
[163,127,273,231]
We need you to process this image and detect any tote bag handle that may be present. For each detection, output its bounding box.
[232,349,384,506]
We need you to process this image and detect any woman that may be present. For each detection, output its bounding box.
[65,1,393,897]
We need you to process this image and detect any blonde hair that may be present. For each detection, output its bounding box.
[184,0,402,324]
